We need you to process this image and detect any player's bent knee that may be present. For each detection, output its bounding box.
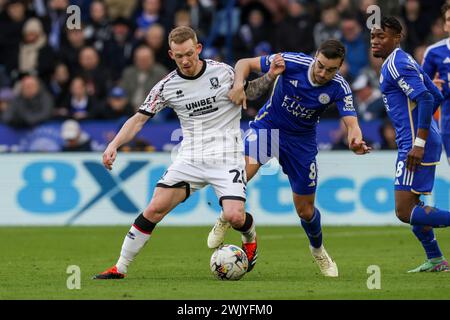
[222,207,246,227]
[395,207,411,224]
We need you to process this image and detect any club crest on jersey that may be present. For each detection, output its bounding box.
[210,77,220,89]
[318,93,330,104]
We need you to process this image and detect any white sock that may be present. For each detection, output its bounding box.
[310,245,324,255]
[219,211,227,222]
[241,220,256,244]
[116,226,151,274]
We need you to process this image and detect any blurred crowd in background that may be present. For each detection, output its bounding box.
[0,0,448,151]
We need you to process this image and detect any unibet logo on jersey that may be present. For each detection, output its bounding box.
[185,96,217,117]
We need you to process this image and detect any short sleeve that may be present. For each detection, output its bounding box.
[388,56,427,101]
[334,77,357,117]
[138,79,168,116]
[421,48,437,79]
[260,52,310,75]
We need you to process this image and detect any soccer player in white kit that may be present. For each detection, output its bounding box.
[93,26,268,279]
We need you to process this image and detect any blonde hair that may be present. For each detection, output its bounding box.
[168,26,197,46]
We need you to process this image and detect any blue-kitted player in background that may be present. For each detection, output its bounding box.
[371,16,450,272]
[422,3,450,166]
[208,39,371,277]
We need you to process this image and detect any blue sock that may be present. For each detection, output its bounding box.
[411,226,443,259]
[301,208,323,249]
[410,205,450,228]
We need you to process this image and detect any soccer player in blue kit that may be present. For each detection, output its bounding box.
[208,40,371,277]
[422,3,450,166]
[371,17,450,272]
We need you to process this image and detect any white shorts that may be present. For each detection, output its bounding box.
[156,159,247,206]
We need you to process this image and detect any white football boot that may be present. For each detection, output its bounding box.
[207,217,231,249]
[310,245,339,277]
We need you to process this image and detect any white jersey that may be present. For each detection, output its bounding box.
[139,59,243,164]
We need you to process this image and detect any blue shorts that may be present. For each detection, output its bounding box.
[442,133,450,164]
[394,154,436,194]
[244,124,318,195]
[441,101,450,163]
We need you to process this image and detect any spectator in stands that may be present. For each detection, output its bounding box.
[76,46,110,99]
[0,87,14,120]
[0,65,10,88]
[47,62,70,109]
[414,44,427,66]
[2,75,54,127]
[84,0,112,52]
[119,45,168,110]
[331,118,375,150]
[313,4,342,50]
[174,8,191,28]
[42,0,69,51]
[103,17,134,82]
[273,0,315,55]
[358,52,383,89]
[134,0,164,40]
[331,119,350,150]
[185,0,214,42]
[340,13,369,82]
[0,0,30,77]
[378,119,397,150]
[60,28,87,75]
[426,16,447,45]
[101,86,134,119]
[60,118,93,151]
[143,23,174,70]
[58,76,101,120]
[351,73,385,122]
[105,0,138,21]
[18,17,56,83]
[234,5,273,60]
[401,0,432,54]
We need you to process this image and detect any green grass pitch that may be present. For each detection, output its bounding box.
[1,225,449,299]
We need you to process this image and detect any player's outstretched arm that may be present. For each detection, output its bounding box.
[103,112,150,170]
[229,57,262,109]
[230,54,285,107]
[342,116,371,155]
[245,54,285,101]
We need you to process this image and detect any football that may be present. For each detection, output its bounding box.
[210,244,249,280]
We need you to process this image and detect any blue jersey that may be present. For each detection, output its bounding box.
[253,52,357,136]
[423,38,450,142]
[380,48,442,164]
[422,38,450,99]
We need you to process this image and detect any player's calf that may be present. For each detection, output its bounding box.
[232,212,258,272]
[93,213,157,279]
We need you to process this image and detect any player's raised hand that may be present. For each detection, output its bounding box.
[268,53,285,79]
[349,138,372,155]
[103,145,117,170]
[432,73,445,91]
[406,146,424,172]
[228,84,247,109]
